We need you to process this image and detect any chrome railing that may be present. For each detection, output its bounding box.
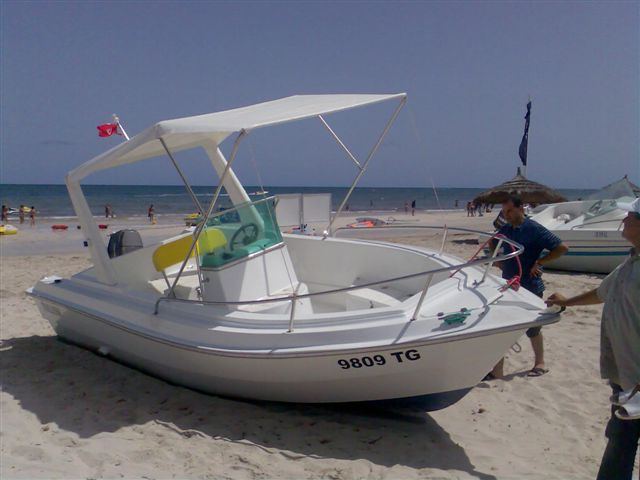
[154,225,522,331]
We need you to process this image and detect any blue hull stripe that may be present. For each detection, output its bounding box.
[566,245,628,249]
[565,251,629,257]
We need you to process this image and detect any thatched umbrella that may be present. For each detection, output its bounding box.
[474,168,567,205]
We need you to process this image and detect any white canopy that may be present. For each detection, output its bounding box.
[69,93,406,182]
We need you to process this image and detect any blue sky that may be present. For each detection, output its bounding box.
[1,1,638,188]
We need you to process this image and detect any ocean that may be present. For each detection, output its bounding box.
[0,184,596,219]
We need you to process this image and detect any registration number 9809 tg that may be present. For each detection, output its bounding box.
[337,349,421,369]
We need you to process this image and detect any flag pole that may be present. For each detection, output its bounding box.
[523,96,529,178]
[113,114,130,141]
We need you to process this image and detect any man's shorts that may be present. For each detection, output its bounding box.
[526,290,544,338]
[526,326,542,338]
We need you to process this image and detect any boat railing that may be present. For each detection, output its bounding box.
[569,218,625,231]
[154,225,523,331]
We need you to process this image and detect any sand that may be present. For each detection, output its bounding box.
[1,210,637,479]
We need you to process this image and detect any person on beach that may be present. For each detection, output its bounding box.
[411,199,416,216]
[148,204,156,224]
[18,205,25,224]
[488,194,568,379]
[29,206,36,226]
[492,209,507,230]
[1,205,7,223]
[547,197,640,480]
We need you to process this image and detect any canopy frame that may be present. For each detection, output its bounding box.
[67,93,407,285]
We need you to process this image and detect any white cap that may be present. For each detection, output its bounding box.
[617,197,640,214]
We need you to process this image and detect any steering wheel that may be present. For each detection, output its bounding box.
[230,223,259,251]
[588,200,603,215]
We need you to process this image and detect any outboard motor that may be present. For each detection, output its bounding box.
[107,229,143,258]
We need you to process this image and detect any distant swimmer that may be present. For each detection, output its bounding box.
[18,205,25,224]
[29,206,36,226]
[1,205,8,223]
[148,204,156,224]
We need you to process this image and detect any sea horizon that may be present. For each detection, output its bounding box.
[1,183,597,219]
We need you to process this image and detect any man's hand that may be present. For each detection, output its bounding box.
[546,293,569,307]
[530,262,543,278]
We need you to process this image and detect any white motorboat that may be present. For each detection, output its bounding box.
[529,197,633,274]
[29,94,560,410]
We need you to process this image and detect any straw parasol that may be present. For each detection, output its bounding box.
[473,168,567,205]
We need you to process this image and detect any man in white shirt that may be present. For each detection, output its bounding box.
[547,197,640,480]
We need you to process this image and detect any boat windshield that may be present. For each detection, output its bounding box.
[583,198,625,220]
[199,197,283,269]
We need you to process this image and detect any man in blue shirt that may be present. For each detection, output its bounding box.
[489,195,568,378]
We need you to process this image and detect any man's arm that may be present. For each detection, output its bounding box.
[546,288,602,307]
[530,242,569,277]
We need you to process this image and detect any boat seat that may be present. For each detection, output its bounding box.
[237,282,314,315]
[152,228,227,288]
[148,274,200,299]
[345,287,399,310]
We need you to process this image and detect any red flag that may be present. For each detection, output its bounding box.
[97,123,120,137]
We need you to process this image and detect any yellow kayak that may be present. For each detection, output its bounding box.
[0,224,18,235]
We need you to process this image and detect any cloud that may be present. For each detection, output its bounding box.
[40,140,75,146]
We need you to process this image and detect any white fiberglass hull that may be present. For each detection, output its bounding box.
[543,230,629,274]
[529,199,631,274]
[30,275,557,410]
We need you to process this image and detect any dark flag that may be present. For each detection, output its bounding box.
[518,101,531,166]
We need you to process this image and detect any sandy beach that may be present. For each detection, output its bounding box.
[1,210,636,479]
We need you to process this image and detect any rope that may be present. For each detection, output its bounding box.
[406,104,443,215]
[246,138,267,196]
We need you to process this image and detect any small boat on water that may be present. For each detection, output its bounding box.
[29,94,560,410]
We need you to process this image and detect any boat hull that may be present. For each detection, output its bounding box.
[544,230,629,274]
[35,296,527,410]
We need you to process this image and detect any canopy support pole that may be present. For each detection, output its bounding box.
[159,138,205,214]
[328,96,407,234]
[203,142,252,207]
[166,130,247,299]
[318,115,362,170]
[65,176,117,285]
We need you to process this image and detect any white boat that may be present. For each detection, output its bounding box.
[529,197,633,274]
[29,94,560,410]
